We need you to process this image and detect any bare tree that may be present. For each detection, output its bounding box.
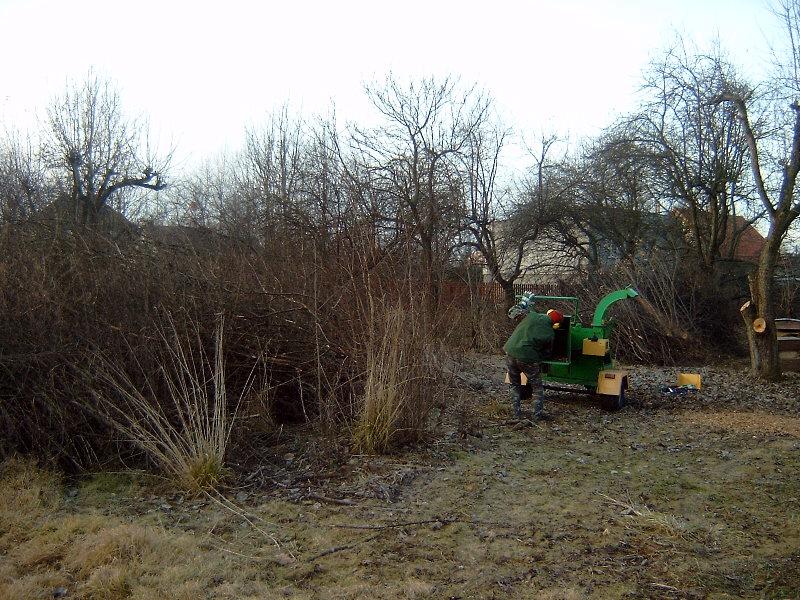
[240,107,303,230]
[461,124,517,303]
[633,41,757,271]
[553,132,677,272]
[45,73,168,226]
[294,114,349,244]
[0,133,51,224]
[494,135,571,296]
[462,129,581,306]
[352,75,491,312]
[715,0,800,379]
[179,154,247,235]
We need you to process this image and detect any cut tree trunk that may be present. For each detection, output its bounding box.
[740,295,781,380]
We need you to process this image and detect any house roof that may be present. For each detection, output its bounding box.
[670,207,766,264]
[721,215,766,264]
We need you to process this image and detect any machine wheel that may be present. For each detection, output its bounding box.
[599,384,626,411]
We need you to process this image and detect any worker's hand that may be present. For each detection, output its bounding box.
[508,305,527,320]
[508,292,535,319]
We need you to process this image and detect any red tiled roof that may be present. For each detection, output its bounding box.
[671,208,766,264]
[721,216,766,264]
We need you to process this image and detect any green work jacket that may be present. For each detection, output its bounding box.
[503,312,555,363]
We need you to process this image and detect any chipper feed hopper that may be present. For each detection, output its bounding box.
[510,287,639,411]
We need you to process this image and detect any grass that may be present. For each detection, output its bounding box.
[86,314,248,491]
[0,458,276,600]
[2,362,798,599]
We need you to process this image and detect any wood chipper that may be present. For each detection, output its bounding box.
[508,287,640,411]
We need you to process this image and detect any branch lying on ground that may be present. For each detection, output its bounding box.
[325,516,512,530]
[305,493,357,506]
[306,533,382,562]
[305,515,521,562]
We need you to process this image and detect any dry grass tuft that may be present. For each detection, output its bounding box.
[14,515,107,570]
[0,572,67,600]
[66,523,164,577]
[0,457,61,515]
[82,565,131,600]
[353,303,440,454]
[536,588,585,600]
[600,492,689,538]
[86,314,249,491]
[405,577,435,598]
[0,457,62,558]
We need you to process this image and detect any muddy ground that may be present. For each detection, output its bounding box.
[2,355,799,599]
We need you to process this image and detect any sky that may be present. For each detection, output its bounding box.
[0,0,781,172]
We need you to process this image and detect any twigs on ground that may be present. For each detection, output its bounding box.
[650,583,681,592]
[306,533,382,562]
[305,492,357,506]
[304,515,517,562]
[598,492,690,539]
[326,516,511,530]
[203,490,284,551]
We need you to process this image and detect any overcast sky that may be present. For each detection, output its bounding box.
[0,0,779,171]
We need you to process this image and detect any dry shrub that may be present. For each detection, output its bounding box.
[353,301,440,454]
[85,314,246,491]
[436,294,509,352]
[0,224,314,468]
[569,255,710,364]
[0,221,454,469]
[468,302,511,351]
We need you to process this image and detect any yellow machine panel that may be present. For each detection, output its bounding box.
[677,373,701,389]
[596,369,627,395]
[582,338,609,356]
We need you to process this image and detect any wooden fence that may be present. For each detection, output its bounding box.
[777,319,800,372]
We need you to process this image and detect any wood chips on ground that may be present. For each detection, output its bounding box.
[679,409,800,437]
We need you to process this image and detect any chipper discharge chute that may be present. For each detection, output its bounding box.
[507,287,639,411]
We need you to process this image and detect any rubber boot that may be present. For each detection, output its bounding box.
[511,387,522,418]
[533,390,545,419]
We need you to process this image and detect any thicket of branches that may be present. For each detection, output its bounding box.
[3,3,800,475]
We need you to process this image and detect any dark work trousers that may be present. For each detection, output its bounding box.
[505,355,544,416]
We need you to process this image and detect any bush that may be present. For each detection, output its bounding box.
[566,254,747,364]
[0,224,446,469]
[0,225,294,467]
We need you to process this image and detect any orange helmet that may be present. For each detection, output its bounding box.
[547,309,564,325]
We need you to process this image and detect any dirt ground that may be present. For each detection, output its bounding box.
[2,355,800,599]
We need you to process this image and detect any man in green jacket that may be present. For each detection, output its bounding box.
[504,307,563,419]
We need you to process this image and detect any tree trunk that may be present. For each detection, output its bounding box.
[502,281,516,308]
[420,240,439,321]
[741,228,784,380]
[740,300,779,378]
